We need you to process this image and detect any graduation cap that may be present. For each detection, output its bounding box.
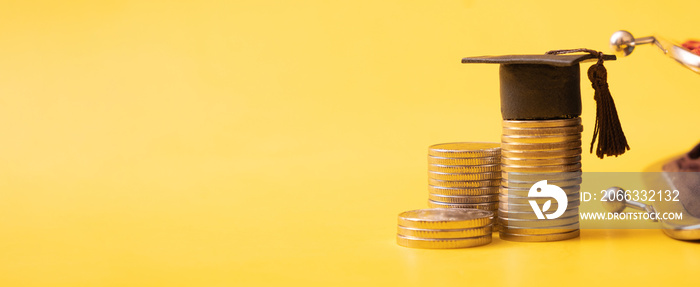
[462,49,630,158]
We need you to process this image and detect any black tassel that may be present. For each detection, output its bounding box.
[545,49,630,158]
[587,57,630,158]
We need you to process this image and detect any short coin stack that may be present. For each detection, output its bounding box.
[427,143,501,213]
[499,118,582,242]
[396,208,493,249]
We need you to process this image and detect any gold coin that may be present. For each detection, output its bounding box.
[397,208,494,229]
[498,207,579,220]
[502,156,581,166]
[501,141,581,151]
[428,200,499,211]
[501,171,582,181]
[501,148,581,159]
[499,229,580,242]
[428,164,501,173]
[502,163,582,173]
[429,193,499,204]
[502,118,581,128]
[502,134,581,144]
[499,200,580,212]
[428,178,500,188]
[428,156,500,165]
[499,193,580,205]
[500,185,581,197]
[502,125,583,136]
[397,225,492,239]
[396,234,492,249]
[500,223,579,235]
[428,171,501,181]
[428,142,501,158]
[501,177,582,189]
[498,214,579,228]
[428,185,500,196]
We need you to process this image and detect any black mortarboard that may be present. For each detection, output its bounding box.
[462,53,615,120]
[461,50,629,158]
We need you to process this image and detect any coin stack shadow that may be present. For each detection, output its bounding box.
[427,143,501,219]
[499,118,583,242]
[396,209,493,249]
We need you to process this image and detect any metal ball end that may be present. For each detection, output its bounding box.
[610,30,636,57]
[602,186,627,213]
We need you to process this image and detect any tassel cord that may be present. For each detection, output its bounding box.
[545,49,630,158]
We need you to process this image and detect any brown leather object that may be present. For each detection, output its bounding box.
[462,54,616,120]
[663,142,700,218]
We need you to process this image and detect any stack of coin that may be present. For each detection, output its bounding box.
[427,143,501,213]
[396,208,493,249]
[499,118,582,242]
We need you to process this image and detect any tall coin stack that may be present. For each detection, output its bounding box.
[396,208,493,249]
[499,118,583,242]
[426,143,501,214]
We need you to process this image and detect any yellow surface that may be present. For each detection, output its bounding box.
[1,1,699,286]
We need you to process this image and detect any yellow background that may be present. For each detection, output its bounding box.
[1,0,699,286]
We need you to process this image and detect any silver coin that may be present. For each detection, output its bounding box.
[428,171,501,181]
[501,177,582,189]
[501,148,582,159]
[501,171,582,181]
[499,193,580,205]
[428,185,500,196]
[502,163,582,173]
[500,222,580,235]
[498,214,579,227]
[397,225,493,239]
[428,155,500,166]
[428,200,499,211]
[498,207,579,220]
[499,200,580,212]
[502,125,583,136]
[397,208,494,229]
[502,134,581,144]
[500,185,581,197]
[428,142,501,158]
[502,156,581,166]
[502,118,581,128]
[428,178,500,188]
[429,164,501,173]
[499,229,580,242]
[429,193,499,204]
[501,141,582,151]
